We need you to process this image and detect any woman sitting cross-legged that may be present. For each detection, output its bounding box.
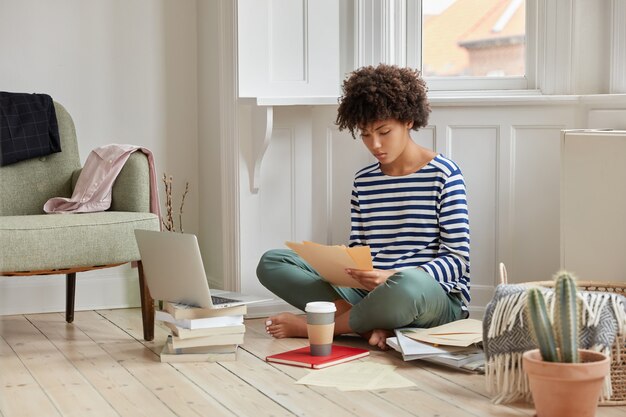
[256,64,470,350]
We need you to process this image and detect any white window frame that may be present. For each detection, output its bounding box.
[355,0,537,92]
[359,0,626,95]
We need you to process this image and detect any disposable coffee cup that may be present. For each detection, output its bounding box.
[305,301,337,356]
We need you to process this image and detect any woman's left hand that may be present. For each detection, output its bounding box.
[345,268,396,291]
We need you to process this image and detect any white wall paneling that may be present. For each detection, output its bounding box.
[587,109,626,130]
[310,101,585,316]
[583,95,626,130]
[327,127,372,245]
[311,106,374,246]
[258,126,297,246]
[247,99,611,316]
[239,106,314,315]
[413,126,436,150]
[446,126,499,315]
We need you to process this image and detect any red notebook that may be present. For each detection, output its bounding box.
[266,345,370,369]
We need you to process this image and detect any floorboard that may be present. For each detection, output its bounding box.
[2,316,117,417]
[0,335,61,417]
[1,308,625,417]
[27,313,177,417]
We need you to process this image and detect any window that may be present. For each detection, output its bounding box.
[417,0,530,91]
[422,0,526,78]
[355,0,533,92]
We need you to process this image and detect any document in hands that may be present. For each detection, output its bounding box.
[285,241,373,289]
[403,318,483,347]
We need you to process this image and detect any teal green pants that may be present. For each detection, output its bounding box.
[256,249,464,334]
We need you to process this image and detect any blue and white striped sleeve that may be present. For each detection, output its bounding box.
[420,170,470,291]
[348,180,365,247]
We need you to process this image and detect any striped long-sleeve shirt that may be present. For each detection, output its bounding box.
[349,154,471,306]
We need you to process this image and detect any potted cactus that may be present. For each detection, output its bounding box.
[523,271,610,417]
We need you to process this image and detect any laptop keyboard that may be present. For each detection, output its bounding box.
[211,295,240,305]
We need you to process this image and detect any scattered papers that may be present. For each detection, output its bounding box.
[387,335,485,374]
[387,321,486,374]
[295,362,415,391]
[392,328,467,361]
[403,319,483,347]
[341,369,415,392]
[285,241,372,288]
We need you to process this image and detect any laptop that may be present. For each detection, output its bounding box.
[134,229,271,309]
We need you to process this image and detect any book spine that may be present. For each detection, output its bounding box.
[164,302,247,319]
[313,353,369,369]
[156,310,244,329]
[170,333,245,350]
[187,316,244,329]
[266,358,314,368]
[168,323,245,339]
[160,352,237,363]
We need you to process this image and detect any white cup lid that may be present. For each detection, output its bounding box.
[305,301,337,313]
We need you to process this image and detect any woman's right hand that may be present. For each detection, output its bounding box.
[345,268,396,291]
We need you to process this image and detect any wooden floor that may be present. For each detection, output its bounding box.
[1,309,625,417]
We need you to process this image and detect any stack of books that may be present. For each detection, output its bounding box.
[156,301,246,363]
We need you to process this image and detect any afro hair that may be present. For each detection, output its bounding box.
[336,64,431,138]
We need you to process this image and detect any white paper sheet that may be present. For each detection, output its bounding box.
[295,362,415,391]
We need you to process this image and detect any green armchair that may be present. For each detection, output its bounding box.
[0,102,160,340]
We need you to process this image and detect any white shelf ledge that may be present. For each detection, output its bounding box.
[240,96,339,106]
[241,93,626,108]
[244,93,571,108]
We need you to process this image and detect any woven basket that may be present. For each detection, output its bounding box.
[499,264,626,405]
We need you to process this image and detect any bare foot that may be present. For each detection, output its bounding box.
[265,313,308,338]
[363,329,393,350]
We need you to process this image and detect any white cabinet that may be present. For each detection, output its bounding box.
[237,0,340,100]
[561,130,626,281]
[237,0,341,193]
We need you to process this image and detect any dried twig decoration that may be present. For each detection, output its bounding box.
[178,181,189,233]
[161,173,189,233]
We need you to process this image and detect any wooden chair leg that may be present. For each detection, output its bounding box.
[137,261,155,341]
[66,272,76,323]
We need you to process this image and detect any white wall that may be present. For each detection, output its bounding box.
[197,1,224,290]
[0,0,199,314]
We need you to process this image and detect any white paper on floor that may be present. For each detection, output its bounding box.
[295,361,415,391]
